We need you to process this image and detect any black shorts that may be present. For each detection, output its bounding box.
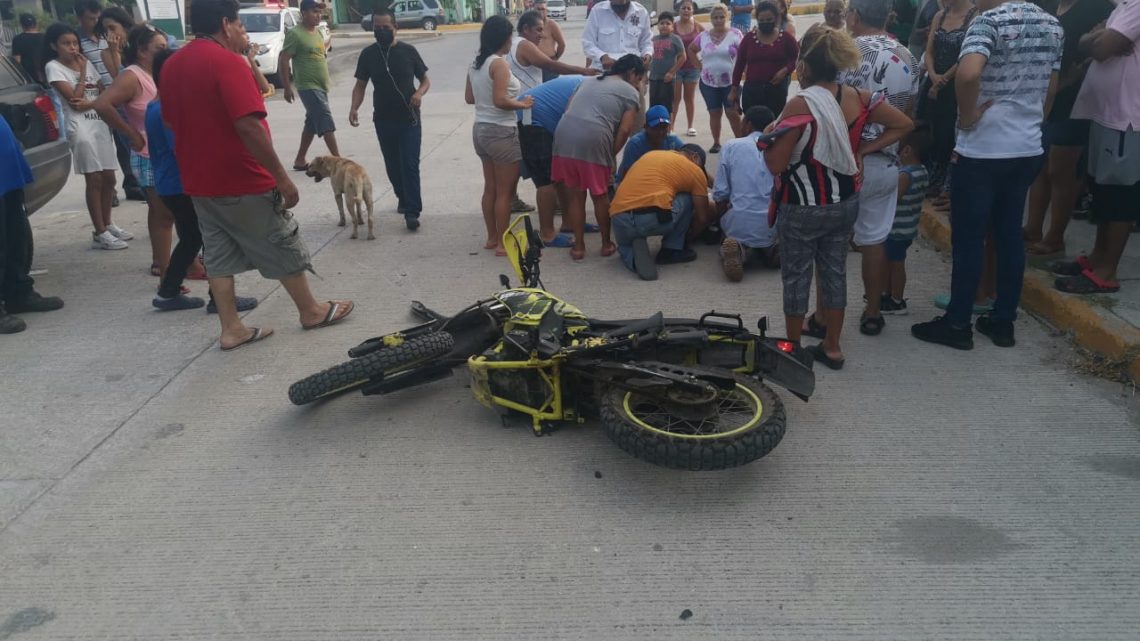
[518,123,554,188]
[648,78,674,111]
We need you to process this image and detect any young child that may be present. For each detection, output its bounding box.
[882,131,930,314]
[42,23,129,250]
[648,12,686,119]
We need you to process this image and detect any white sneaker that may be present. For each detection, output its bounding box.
[92,230,129,250]
[106,224,134,241]
[686,128,697,137]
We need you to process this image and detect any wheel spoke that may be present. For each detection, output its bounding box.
[627,385,759,436]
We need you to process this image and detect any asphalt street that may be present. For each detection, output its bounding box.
[1,10,1138,639]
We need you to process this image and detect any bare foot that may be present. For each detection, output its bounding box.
[599,242,616,257]
[484,239,498,250]
[570,247,585,261]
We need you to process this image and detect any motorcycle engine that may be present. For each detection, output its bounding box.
[481,338,551,413]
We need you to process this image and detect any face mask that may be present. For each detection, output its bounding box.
[375,28,394,46]
[757,22,775,33]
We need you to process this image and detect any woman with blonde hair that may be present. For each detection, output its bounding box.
[763,25,913,370]
[688,3,744,153]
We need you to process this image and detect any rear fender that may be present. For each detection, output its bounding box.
[755,340,816,401]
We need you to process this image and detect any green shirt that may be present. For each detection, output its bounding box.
[282,26,329,92]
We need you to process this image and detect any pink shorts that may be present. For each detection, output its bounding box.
[551,156,611,197]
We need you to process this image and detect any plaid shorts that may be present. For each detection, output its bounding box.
[776,197,860,316]
[129,151,154,189]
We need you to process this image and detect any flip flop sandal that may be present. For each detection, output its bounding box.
[802,315,827,339]
[559,224,600,234]
[860,314,885,336]
[808,344,845,371]
[543,233,574,248]
[1055,270,1121,294]
[1049,255,1092,276]
[302,300,355,330]
[220,327,273,352]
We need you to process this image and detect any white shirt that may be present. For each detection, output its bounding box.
[469,54,520,127]
[582,1,653,71]
[508,37,543,91]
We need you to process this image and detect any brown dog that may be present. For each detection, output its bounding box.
[306,156,376,240]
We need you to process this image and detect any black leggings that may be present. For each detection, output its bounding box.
[157,194,211,301]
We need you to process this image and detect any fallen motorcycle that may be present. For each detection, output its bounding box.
[289,216,815,470]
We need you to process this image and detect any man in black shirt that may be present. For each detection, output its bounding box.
[349,9,431,231]
[10,14,45,83]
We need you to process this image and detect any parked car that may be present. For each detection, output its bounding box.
[547,0,568,19]
[359,0,448,31]
[240,5,333,85]
[0,55,70,215]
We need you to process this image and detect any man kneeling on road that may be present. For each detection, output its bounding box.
[609,144,711,280]
[713,106,779,282]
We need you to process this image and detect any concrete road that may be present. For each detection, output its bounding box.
[1,20,1139,641]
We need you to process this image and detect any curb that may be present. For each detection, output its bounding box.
[919,205,1140,382]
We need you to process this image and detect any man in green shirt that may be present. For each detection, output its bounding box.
[280,0,339,170]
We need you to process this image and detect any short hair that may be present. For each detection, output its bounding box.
[152,46,176,90]
[190,0,240,36]
[74,0,102,17]
[517,9,543,33]
[744,105,775,131]
[709,3,729,19]
[657,11,675,22]
[902,129,931,162]
[680,143,706,168]
[19,13,36,28]
[372,8,396,23]
[848,0,892,29]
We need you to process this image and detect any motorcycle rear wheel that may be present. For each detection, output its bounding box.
[288,332,455,405]
[600,374,785,470]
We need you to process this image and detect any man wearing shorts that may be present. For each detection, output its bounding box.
[163,0,352,351]
[842,0,919,336]
[609,145,712,281]
[518,75,585,247]
[1053,0,1140,297]
[280,0,339,172]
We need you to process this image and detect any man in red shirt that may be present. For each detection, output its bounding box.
[163,0,353,351]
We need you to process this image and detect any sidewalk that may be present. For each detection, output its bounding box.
[920,206,1140,382]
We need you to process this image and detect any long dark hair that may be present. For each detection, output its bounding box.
[41,23,80,67]
[95,6,134,38]
[152,46,176,90]
[597,53,645,80]
[474,15,513,70]
[123,24,164,66]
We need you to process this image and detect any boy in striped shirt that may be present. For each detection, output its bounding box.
[882,131,929,315]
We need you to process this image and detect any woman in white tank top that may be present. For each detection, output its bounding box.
[466,16,535,256]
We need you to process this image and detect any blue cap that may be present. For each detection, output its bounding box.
[646,104,671,128]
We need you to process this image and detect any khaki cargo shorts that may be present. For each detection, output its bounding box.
[192,190,312,280]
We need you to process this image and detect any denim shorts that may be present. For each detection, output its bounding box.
[676,68,700,84]
[298,89,336,137]
[699,82,735,112]
[885,236,913,262]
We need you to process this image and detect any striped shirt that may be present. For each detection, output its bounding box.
[79,32,112,87]
[955,2,1063,159]
[891,164,928,241]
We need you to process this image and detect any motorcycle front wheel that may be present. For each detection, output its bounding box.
[288,332,455,405]
[600,374,786,471]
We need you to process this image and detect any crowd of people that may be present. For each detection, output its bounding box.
[2,0,1138,370]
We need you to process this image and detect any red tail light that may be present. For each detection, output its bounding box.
[33,94,60,142]
[776,340,796,353]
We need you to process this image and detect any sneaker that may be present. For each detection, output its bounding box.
[656,247,698,264]
[1072,194,1091,220]
[932,293,994,315]
[880,295,908,315]
[510,197,535,213]
[709,143,721,154]
[911,315,974,350]
[92,230,129,250]
[686,128,697,137]
[0,310,27,334]
[630,237,657,281]
[206,296,259,314]
[6,292,64,313]
[720,238,744,282]
[106,224,134,241]
[152,294,206,311]
[975,313,1015,348]
[405,215,421,231]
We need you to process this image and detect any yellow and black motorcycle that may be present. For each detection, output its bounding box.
[288,216,815,470]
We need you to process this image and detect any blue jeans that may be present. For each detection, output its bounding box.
[947,155,1042,326]
[375,120,422,218]
[612,193,693,272]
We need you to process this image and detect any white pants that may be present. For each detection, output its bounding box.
[853,153,899,246]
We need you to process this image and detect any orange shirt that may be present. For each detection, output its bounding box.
[610,150,709,214]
